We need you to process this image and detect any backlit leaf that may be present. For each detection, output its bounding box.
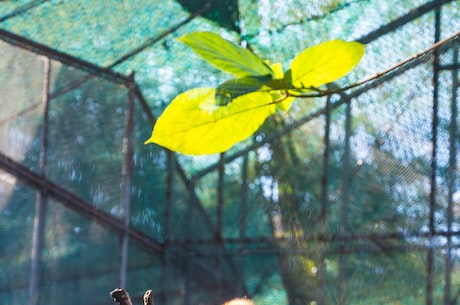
[288,39,365,88]
[145,88,275,155]
[146,34,366,155]
[215,75,272,105]
[274,95,296,111]
[178,31,274,78]
[268,61,283,79]
[264,61,297,111]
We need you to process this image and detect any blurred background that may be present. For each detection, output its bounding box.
[0,1,459,305]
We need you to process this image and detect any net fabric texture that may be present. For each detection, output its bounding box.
[0,1,459,305]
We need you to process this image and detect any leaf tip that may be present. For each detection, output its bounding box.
[144,135,156,145]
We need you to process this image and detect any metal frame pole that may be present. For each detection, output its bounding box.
[426,3,441,305]
[28,56,51,305]
[444,40,458,305]
[317,94,332,305]
[119,72,135,289]
[338,97,352,305]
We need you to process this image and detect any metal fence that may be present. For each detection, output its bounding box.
[0,1,459,305]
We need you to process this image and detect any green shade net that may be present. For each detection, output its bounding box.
[0,1,459,305]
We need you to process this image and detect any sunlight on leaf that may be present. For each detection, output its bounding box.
[178,31,274,78]
[215,75,272,105]
[145,88,275,155]
[146,34,365,155]
[268,61,283,79]
[288,39,365,88]
[274,95,296,111]
[265,61,297,111]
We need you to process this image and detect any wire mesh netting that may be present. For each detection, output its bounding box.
[0,1,459,305]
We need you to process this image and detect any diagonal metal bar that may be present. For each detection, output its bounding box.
[0,0,47,23]
[0,151,163,253]
[0,151,238,286]
[0,29,131,85]
[0,28,220,240]
[358,0,455,44]
[107,2,214,68]
[0,27,230,277]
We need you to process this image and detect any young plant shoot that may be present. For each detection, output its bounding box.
[145,31,365,155]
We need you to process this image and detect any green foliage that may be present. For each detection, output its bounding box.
[147,88,275,155]
[2,2,459,305]
[178,32,274,78]
[145,31,365,155]
[288,39,365,88]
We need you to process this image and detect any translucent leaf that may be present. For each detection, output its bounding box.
[145,88,275,155]
[262,61,297,111]
[274,95,296,111]
[215,75,272,105]
[268,61,283,79]
[178,31,274,78]
[289,39,365,88]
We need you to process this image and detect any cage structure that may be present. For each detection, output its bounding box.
[0,1,459,305]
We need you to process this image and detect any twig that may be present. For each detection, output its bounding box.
[143,290,154,305]
[285,29,460,99]
[110,288,154,305]
[110,288,133,305]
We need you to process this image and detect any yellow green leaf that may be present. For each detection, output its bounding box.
[145,88,275,155]
[178,32,273,78]
[274,95,296,111]
[215,75,272,105]
[289,39,365,88]
[265,62,296,111]
[266,86,296,111]
[268,61,284,79]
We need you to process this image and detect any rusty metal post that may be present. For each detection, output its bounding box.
[28,56,51,305]
[119,72,135,288]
